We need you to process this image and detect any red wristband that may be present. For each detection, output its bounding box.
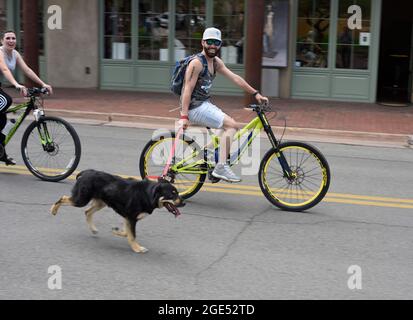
[180,115,189,120]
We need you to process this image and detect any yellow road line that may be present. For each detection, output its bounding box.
[150,177,413,204]
[1,166,412,209]
[200,186,413,209]
[321,192,413,204]
[322,197,413,209]
[202,183,413,204]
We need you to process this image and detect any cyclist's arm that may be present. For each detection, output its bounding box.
[0,52,22,89]
[16,51,53,94]
[215,57,268,104]
[180,59,202,116]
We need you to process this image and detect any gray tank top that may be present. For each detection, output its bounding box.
[0,47,17,71]
[188,56,216,110]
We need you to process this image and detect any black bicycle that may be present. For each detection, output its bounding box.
[1,88,81,182]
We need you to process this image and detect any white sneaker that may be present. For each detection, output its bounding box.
[212,164,241,183]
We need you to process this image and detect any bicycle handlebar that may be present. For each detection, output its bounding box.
[246,103,272,113]
[26,87,49,97]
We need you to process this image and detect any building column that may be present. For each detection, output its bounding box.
[244,0,265,104]
[22,0,39,87]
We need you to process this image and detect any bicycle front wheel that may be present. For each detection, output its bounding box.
[139,132,206,199]
[259,141,330,211]
[21,116,81,182]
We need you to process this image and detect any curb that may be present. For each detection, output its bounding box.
[46,108,411,148]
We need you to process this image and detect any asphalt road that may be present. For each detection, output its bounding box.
[0,122,412,300]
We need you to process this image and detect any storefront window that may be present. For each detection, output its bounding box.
[174,0,206,60]
[213,0,245,64]
[263,0,289,67]
[104,0,132,60]
[0,0,6,32]
[336,0,371,69]
[296,0,330,68]
[138,0,169,60]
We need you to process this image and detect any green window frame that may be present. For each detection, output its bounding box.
[103,0,132,60]
[213,0,245,64]
[295,0,373,70]
[101,0,245,65]
[295,0,331,68]
[336,0,371,70]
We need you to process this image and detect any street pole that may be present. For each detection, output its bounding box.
[244,0,265,105]
[22,0,39,87]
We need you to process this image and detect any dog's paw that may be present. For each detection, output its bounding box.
[131,243,148,253]
[89,226,99,234]
[112,227,127,237]
[137,246,148,254]
[50,205,58,216]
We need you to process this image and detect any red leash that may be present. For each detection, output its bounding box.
[147,126,184,181]
[162,126,184,178]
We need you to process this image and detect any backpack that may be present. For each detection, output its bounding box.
[170,53,208,96]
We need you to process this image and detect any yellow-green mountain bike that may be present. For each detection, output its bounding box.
[139,104,330,211]
[1,88,81,182]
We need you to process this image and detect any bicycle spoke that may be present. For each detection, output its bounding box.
[262,144,328,207]
[143,137,204,197]
[23,118,79,180]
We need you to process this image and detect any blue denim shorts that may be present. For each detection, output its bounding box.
[188,101,225,129]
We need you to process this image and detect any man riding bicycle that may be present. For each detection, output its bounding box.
[179,27,268,183]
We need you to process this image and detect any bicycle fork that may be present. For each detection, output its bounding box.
[259,112,295,180]
[34,111,53,151]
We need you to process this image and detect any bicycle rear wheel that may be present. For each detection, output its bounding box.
[258,141,330,211]
[139,132,206,199]
[21,116,81,182]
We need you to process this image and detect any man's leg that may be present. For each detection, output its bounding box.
[213,115,242,183]
[219,115,242,163]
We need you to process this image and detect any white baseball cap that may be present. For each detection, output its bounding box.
[202,27,222,41]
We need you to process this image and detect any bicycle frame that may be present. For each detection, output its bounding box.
[4,95,52,149]
[169,109,293,178]
[214,116,264,165]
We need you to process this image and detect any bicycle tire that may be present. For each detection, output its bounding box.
[139,131,206,199]
[258,141,330,211]
[21,116,81,182]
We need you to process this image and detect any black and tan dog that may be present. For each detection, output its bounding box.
[50,169,183,253]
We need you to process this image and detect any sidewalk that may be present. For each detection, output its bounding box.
[6,87,413,147]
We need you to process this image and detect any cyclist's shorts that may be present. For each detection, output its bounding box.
[188,100,225,129]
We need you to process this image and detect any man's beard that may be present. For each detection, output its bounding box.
[203,45,220,58]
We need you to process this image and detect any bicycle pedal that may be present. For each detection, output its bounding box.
[210,176,221,184]
[208,171,221,184]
